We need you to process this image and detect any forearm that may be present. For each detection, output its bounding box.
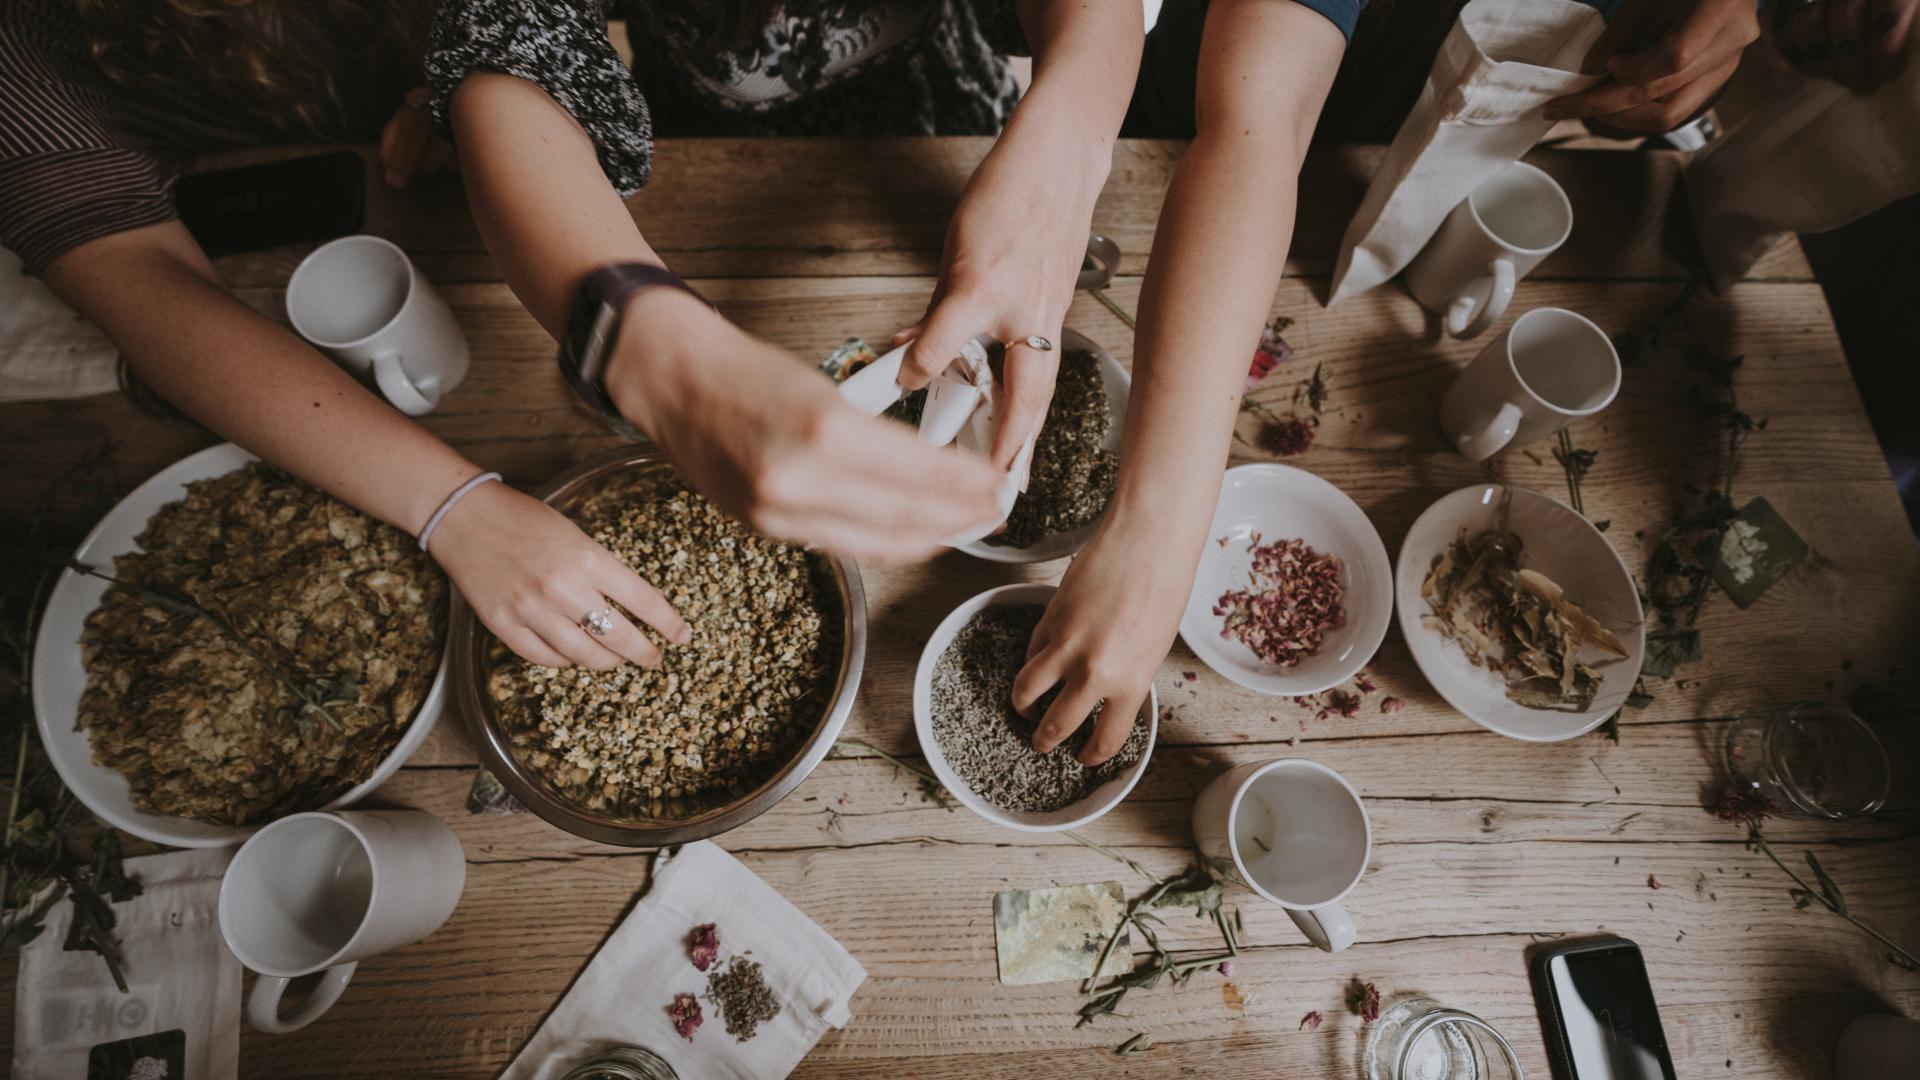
[1011,0,1143,193]
[43,224,482,534]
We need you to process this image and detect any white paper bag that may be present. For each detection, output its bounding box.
[1328,0,1605,305]
[10,849,241,1080]
[1687,35,1920,288]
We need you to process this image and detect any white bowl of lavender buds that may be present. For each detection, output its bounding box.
[913,583,1157,831]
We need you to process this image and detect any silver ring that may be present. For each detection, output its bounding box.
[580,608,614,636]
[1017,334,1054,352]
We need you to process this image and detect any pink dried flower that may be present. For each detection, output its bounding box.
[689,923,719,971]
[1647,874,1662,890]
[1325,690,1362,718]
[1355,672,1377,695]
[1213,538,1345,667]
[1257,414,1317,457]
[1712,784,1777,828]
[668,992,703,1041]
[1218,961,1234,977]
[1183,671,1198,683]
[1347,980,1381,1023]
[1380,697,1406,714]
[1299,1010,1325,1032]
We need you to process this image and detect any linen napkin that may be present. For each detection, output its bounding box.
[501,840,866,1080]
[11,848,241,1080]
[1327,0,1604,305]
[0,247,119,403]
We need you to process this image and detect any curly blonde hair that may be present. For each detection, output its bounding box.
[69,0,431,141]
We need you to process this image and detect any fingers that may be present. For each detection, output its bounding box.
[899,296,987,390]
[596,551,692,647]
[990,339,1060,470]
[1548,4,1754,121]
[1031,677,1104,757]
[1593,54,1738,132]
[380,90,436,190]
[1077,688,1147,767]
[495,625,572,670]
[531,609,626,671]
[1867,0,1916,88]
[1012,646,1067,719]
[1580,0,1661,73]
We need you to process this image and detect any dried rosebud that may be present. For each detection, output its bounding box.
[1183,671,1198,683]
[1299,1010,1325,1032]
[668,992,703,1041]
[1347,980,1381,1023]
[1380,697,1406,714]
[1218,961,1233,977]
[690,923,720,971]
[1647,874,1662,890]
[1256,415,1317,458]
[1712,784,1776,828]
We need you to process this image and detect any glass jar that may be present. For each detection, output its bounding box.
[559,1047,679,1080]
[1723,703,1890,820]
[1364,997,1523,1080]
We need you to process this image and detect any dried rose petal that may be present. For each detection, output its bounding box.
[1214,538,1345,668]
[1348,980,1381,1023]
[1218,961,1234,977]
[1354,672,1377,695]
[1712,784,1776,827]
[689,922,720,971]
[1299,1010,1325,1031]
[1648,874,1662,890]
[1256,415,1316,457]
[1183,671,1198,683]
[1380,697,1406,714]
[668,992,703,1041]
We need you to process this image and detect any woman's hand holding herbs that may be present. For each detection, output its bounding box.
[606,292,1006,563]
[1543,0,1759,133]
[1014,516,1193,766]
[426,478,690,670]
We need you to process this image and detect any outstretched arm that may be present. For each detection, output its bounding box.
[1018,0,1346,762]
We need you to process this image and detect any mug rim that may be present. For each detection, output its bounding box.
[1501,307,1622,418]
[285,234,421,351]
[218,810,379,978]
[1465,160,1574,257]
[1225,757,1373,910]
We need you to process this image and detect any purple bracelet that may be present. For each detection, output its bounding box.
[417,471,502,553]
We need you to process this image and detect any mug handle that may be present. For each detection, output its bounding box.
[1453,401,1524,461]
[246,961,358,1034]
[1446,258,1516,339]
[372,350,439,417]
[1286,903,1357,953]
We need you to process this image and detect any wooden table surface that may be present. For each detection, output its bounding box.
[4,138,1917,1079]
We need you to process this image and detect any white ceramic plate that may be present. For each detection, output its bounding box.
[913,583,1156,831]
[957,328,1131,564]
[1395,484,1645,742]
[1179,465,1394,696]
[32,443,448,848]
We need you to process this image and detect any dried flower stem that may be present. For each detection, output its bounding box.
[1087,288,1137,331]
[1746,825,1918,969]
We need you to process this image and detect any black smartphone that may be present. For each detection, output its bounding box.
[175,151,364,256]
[1529,937,1678,1080]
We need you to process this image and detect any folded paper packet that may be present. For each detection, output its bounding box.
[500,841,866,1080]
[1328,0,1604,306]
[838,335,1033,546]
[0,246,120,403]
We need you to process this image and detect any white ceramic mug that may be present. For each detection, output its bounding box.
[218,810,465,1034]
[1404,161,1573,339]
[286,235,470,416]
[1191,758,1371,952]
[1439,307,1621,461]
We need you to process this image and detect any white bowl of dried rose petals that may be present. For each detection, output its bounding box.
[1178,465,1394,696]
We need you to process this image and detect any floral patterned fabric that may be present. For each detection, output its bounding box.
[427,0,1023,196]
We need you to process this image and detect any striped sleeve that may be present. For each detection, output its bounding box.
[0,14,178,275]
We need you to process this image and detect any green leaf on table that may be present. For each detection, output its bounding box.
[1641,628,1702,679]
[1806,852,1848,915]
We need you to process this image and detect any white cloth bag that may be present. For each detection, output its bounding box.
[0,247,119,402]
[501,840,867,1080]
[10,849,241,1080]
[1687,34,1920,288]
[1328,0,1605,305]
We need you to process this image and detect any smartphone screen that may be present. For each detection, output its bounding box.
[1544,944,1678,1080]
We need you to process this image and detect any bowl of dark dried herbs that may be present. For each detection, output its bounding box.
[451,447,867,846]
[913,583,1156,831]
[957,329,1129,564]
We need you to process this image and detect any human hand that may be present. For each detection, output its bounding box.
[1775,0,1917,94]
[1544,0,1760,133]
[380,87,456,189]
[427,477,689,670]
[890,129,1108,472]
[608,298,1006,563]
[1013,519,1193,765]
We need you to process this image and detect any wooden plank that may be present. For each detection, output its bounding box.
[191,140,1814,287]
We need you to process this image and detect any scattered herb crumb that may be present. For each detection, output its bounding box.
[1300,1010,1325,1032]
[1380,697,1406,714]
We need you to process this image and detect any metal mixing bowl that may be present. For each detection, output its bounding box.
[449,447,867,846]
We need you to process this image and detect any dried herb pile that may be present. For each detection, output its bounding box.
[930,604,1145,812]
[78,463,447,824]
[489,475,840,819]
[989,347,1118,549]
[1212,535,1345,667]
[1421,523,1627,711]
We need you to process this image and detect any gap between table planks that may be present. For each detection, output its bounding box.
[2,139,1915,1078]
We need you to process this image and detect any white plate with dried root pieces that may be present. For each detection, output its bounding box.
[32,442,449,848]
[1395,484,1645,742]
[1179,464,1394,697]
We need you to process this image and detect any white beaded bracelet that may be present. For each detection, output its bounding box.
[417,471,502,553]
